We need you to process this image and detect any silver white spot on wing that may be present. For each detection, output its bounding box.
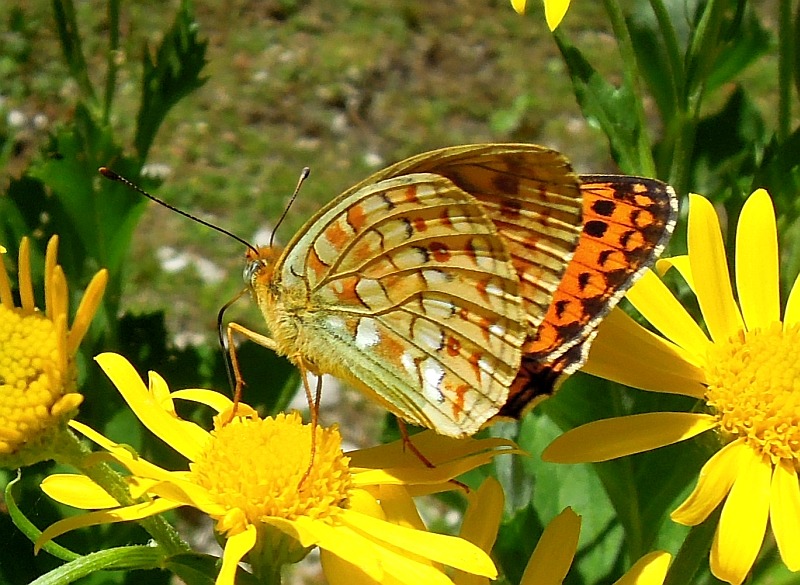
[355,318,380,349]
[420,358,446,404]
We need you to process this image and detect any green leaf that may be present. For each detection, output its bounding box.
[5,473,79,562]
[27,105,148,280]
[538,374,704,564]
[704,6,771,93]
[627,12,678,126]
[29,546,166,585]
[51,0,96,102]
[553,33,646,174]
[134,0,208,160]
[691,86,766,198]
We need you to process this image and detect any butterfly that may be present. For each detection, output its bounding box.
[236,144,677,438]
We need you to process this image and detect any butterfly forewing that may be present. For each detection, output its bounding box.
[353,144,584,337]
[261,173,526,437]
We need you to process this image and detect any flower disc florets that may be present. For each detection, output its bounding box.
[706,322,800,463]
[190,412,353,525]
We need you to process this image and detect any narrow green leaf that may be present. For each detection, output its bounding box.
[29,545,165,585]
[51,0,96,102]
[134,0,209,160]
[5,473,80,562]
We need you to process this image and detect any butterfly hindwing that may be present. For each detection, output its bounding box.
[500,175,678,417]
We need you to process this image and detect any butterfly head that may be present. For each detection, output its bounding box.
[243,245,282,292]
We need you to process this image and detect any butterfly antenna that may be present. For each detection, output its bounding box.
[99,167,261,257]
[269,167,310,249]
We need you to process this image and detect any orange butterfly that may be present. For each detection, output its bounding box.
[235,144,677,436]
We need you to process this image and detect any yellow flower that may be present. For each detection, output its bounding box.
[0,236,107,467]
[453,481,670,585]
[543,190,800,584]
[522,508,670,585]
[38,353,515,585]
[510,0,571,30]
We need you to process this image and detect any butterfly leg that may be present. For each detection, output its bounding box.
[225,321,279,418]
[396,418,468,491]
[396,418,435,468]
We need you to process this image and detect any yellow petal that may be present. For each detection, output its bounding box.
[625,269,711,361]
[19,238,34,312]
[69,420,185,482]
[0,245,13,306]
[735,189,780,331]
[171,389,235,412]
[710,449,771,585]
[671,440,747,525]
[687,194,744,342]
[352,448,523,487]
[67,268,108,355]
[544,0,570,30]
[614,551,671,585]
[40,474,120,509]
[784,272,800,329]
[95,353,209,461]
[217,525,257,585]
[585,308,706,398]
[269,515,383,580]
[321,535,456,585]
[461,478,504,551]
[341,508,497,577]
[510,0,527,14]
[656,255,693,287]
[375,485,424,530]
[543,413,718,463]
[454,478,504,585]
[349,434,516,468]
[321,550,392,585]
[35,498,182,553]
[520,507,580,585]
[770,460,800,571]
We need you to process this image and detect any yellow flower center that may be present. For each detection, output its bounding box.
[190,412,353,525]
[705,323,800,463]
[0,305,78,455]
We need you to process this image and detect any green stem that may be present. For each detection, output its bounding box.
[51,0,96,102]
[602,0,656,176]
[53,429,190,557]
[102,0,120,124]
[669,0,728,196]
[778,0,793,141]
[647,0,685,101]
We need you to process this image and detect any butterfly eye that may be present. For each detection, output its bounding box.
[243,261,261,286]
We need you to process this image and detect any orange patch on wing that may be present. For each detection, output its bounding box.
[308,247,328,279]
[429,241,451,262]
[403,185,420,203]
[331,275,360,304]
[324,220,350,250]
[449,383,469,419]
[347,203,367,232]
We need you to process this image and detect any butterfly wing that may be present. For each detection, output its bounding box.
[260,173,526,437]
[499,175,678,417]
[353,143,585,339]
